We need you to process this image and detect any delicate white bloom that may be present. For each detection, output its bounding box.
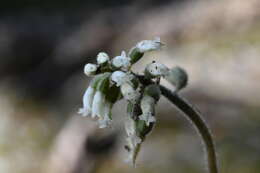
[146,62,169,77]
[139,95,156,126]
[78,86,95,116]
[84,63,98,76]
[112,51,131,69]
[136,37,162,53]
[97,52,109,64]
[121,83,141,103]
[98,102,112,128]
[111,71,134,86]
[91,91,105,118]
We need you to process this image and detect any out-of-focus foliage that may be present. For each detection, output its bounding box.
[0,0,260,173]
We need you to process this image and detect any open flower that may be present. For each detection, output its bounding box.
[112,51,131,70]
[136,37,163,53]
[78,86,95,116]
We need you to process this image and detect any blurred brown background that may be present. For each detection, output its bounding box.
[0,0,260,173]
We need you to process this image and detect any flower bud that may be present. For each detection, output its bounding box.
[164,66,188,91]
[84,63,97,76]
[144,84,161,101]
[78,86,95,117]
[145,62,169,78]
[97,52,109,64]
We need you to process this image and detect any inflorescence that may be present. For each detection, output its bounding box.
[78,37,188,165]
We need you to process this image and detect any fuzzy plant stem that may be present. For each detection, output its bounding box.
[159,85,218,173]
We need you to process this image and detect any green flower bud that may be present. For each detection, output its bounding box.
[164,66,188,91]
[144,84,161,101]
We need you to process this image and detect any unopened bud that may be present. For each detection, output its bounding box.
[84,63,97,76]
[164,66,188,91]
[145,62,169,78]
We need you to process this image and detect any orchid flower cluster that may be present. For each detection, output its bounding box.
[78,37,188,165]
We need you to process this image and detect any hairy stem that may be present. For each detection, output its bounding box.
[159,85,218,173]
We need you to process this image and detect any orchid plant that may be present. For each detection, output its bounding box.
[78,38,219,173]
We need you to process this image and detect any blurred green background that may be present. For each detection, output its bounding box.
[0,0,260,173]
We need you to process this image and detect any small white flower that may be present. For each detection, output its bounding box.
[121,83,141,103]
[97,52,109,64]
[139,95,156,126]
[111,71,134,86]
[112,51,131,69]
[78,86,95,116]
[91,91,105,118]
[146,62,169,77]
[84,63,98,76]
[136,37,162,53]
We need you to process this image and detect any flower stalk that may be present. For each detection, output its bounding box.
[159,85,218,173]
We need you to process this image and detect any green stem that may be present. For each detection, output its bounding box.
[159,85,218,173]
